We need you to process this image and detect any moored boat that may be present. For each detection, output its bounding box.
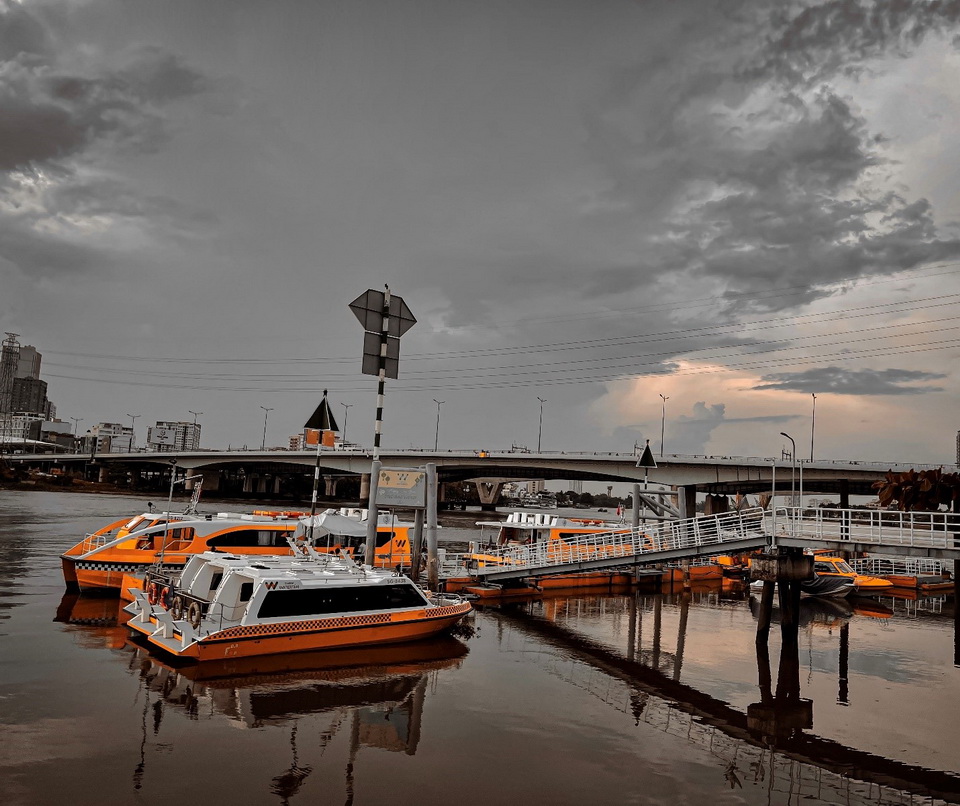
[62,506,417,593]
[124,549,471,661]
[811,555,894,594]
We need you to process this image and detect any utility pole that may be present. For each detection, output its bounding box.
[537,397,546,452]
[260,406,274,451]
[433,399,444,451]
[659,394,669,458]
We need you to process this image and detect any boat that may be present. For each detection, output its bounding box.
[442,510,637,593]
[123,547,471,661]
[750,572,854,598]
[810,554,894,594]
[61,506,418,593]
[849,556,953,591]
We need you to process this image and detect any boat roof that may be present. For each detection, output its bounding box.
[475,511,627,530]
[185,551,404,587]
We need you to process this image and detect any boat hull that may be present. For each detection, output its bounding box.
[128,602,472,661]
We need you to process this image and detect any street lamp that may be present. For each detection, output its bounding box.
[126,413,140,451]
[260,406,274,451]
[433,399,444,451]
[659,394,669,458]
[780,431,797,534]
[340,402,353,443]
[537,397,546,452]
[810,393,817,461]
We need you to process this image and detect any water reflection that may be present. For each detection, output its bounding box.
[490,588,960,805]
[127,638,467,801]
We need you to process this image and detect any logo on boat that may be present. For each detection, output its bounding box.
[263,580,302,591]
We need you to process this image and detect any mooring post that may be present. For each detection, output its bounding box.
[410,508,425,584]
[425,462,439,590]
[838,622,850,704]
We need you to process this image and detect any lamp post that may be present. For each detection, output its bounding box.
[780,431,797,534]
[433,399,444,451]
[260,406,273,451]
[810,393,817,461]
[126,413,140,451]
[188,411,202,451]
[659,394,669,458]
[340,403,352,443]
[537,397,546,453]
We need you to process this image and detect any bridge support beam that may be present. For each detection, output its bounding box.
[676,486,697,521]
[200,470,220,493]
[323,475,339,497]
[703,494,729,515]
[475,479,505,512]
[359,473,370,506]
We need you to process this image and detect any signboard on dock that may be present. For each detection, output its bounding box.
[377,468,426,508]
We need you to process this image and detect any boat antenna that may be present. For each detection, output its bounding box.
[158,458,178,569]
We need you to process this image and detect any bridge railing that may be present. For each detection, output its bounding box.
[442,508,768,579]
[771,507,960,550]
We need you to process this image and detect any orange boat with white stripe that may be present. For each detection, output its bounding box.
[61,507,417,593]
[124,548,471,661]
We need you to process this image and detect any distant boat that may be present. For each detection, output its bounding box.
[751,572,854,598]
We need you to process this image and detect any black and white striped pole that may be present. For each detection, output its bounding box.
[349,286,417,562]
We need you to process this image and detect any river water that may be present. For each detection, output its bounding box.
[2,490,959,805]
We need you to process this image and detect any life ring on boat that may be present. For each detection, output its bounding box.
[147,581,159,605]
[186,602,202,629]
[159,586,172,610]
[170,595,184,620]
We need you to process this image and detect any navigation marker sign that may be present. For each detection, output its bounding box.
[636,440,657,469]
[349,288,417,379]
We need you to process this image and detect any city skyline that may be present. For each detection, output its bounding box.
[1,1,959,466]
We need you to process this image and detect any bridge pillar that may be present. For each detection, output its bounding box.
[359,474,370,506]
[703,494,729,515]
[475,479,504,512]
[242,474,255,495]
[676,486,697,520]
[324,475,339,497]
[97,465,108,483]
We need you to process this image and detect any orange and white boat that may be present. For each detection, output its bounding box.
[124,548,471,661]
[442,511,637,593]
[811,555,894,594]
[61,507,417,593]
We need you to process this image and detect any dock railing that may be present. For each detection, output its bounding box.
[772,507,960,550]
[443,508,768,580]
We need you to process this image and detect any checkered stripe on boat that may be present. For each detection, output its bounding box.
[214,604,468,640]
[75,561,183,573]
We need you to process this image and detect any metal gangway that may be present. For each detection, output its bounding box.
[770,507,960,560]
[441,508,770,583]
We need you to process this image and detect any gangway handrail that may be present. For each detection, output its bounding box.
[444,508,769,581]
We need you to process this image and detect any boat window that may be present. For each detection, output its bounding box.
[257,583,427,619]
[208,529,293,548]
[835,561,854,573]
[814,562,836,573]
[239,582,254,603]
[209,572,223,592]
[375,530,395,549]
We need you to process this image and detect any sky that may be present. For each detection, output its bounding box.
[2,0,959,466]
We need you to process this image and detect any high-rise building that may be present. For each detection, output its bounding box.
[15,345,41,379]
[11,377,48,415]
[0,333,19,417]
[148,421,201,452]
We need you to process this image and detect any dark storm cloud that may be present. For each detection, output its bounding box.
[748,0,960,87]
[584,34,960,316]
[753,366,946,394]
[0,0,207,174]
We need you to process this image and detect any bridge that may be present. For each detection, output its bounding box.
[439,506,960,583]
[6,447,938,507]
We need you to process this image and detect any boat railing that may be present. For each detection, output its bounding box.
[850,556,949,577]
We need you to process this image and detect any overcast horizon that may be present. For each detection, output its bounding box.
[2,0,959,467]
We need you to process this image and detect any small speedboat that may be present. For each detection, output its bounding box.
[750,572,855,598]
[811,555,894,594]
[124,547,471,661]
